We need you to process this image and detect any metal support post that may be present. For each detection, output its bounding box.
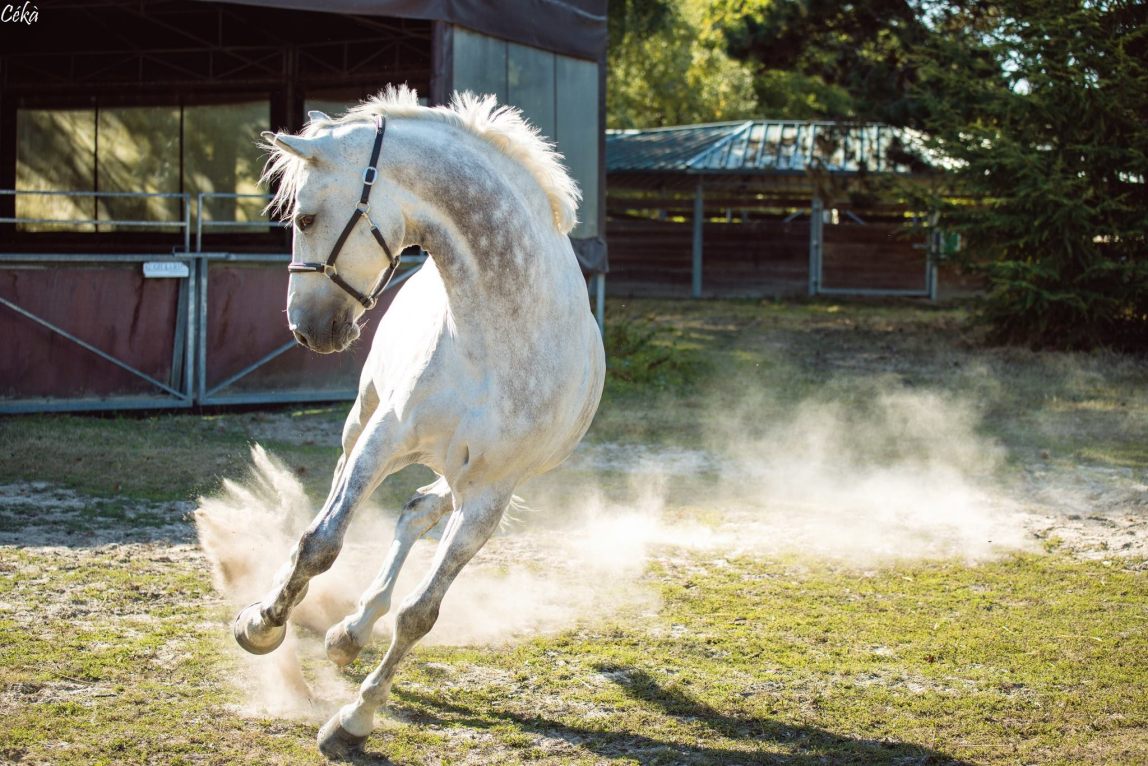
[692,180,704,298]
[927,210,940,301]
[808,196,824,296]
[594,272,605,335]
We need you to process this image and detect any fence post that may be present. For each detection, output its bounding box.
[927,210,941,301]
[808,196,823,296]
[692,180,704,298]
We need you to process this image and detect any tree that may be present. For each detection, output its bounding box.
[911,0,1148,349]
[608,0,760,128]
[710,0,932,123]
[712,0,1148,349]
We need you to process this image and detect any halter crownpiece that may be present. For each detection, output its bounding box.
[287,116,398,310]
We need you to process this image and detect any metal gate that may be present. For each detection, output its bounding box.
[0,190,196,412]
[808,200,938,299]
[0,189,421,413]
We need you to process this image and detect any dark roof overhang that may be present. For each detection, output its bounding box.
[192,0,608,60]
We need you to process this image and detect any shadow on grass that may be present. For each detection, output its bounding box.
[344,666,971,765]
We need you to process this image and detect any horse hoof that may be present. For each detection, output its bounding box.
[233,602,286,655]
[317,717,368,760]
[325,621,364,667]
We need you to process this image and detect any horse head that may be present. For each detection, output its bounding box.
[263,116,405,354]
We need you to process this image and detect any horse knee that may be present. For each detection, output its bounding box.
[296,528,341,575]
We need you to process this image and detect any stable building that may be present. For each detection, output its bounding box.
[0,0,606,411]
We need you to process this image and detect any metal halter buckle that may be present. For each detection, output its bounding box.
[362,167,378,186]
[322,263,338,276]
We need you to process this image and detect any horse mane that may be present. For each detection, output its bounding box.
[262,85,581,234]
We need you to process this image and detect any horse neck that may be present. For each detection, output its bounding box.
[389,121,563,305]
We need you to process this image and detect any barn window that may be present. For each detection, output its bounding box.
[15,109,97,231]
[14,99,270,233]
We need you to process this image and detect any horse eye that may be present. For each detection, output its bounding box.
[295,214,316,232]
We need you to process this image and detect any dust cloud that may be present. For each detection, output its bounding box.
[698,387,1036,562]
[194,446,662,720]
[195,388,1038,718]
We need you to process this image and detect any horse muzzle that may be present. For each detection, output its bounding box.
[289,312,360,354]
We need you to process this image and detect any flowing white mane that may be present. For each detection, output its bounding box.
[262,85,581,234]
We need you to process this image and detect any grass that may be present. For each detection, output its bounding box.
[2,297,1147,764]
[1,547,1145,764]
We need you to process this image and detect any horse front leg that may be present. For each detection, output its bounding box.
[324,475,454,666]
[232,412,406,655]
[317,488,510,759]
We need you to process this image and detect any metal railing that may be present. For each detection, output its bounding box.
[194,191,287,251]
[0,189,193,252]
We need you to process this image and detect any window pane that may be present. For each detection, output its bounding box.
[97,106,182,230]
[15,109,97,231]
[184,101,270,229]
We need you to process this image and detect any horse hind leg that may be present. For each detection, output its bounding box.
[233,412,404,656]
[325,476,453,666]
[317,488,509,759]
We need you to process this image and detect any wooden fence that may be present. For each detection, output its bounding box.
[605,217,928,297]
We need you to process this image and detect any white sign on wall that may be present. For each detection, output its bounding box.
[143,261,190,279]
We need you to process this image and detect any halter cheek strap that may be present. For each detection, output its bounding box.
[287,116,398,310]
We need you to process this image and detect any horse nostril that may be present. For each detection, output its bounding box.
[292,329,311,349]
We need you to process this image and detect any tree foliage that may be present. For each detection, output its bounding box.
[709,0,1148,349]
[607,0,760,128]
[912,1,1148,349]
[713,0,931,123]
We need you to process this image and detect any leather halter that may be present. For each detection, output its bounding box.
[287,116,397,310]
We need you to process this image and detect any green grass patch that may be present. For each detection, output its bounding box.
[2,546,1145,765]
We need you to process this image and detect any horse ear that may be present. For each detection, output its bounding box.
[307,110,331,124]
[268,132,319,162]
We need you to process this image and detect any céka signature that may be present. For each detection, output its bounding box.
[2,2,38,24]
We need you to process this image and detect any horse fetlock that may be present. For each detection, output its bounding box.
[396,597,440,640]
[232,602,287,655]
[296,530,342,574]
[325,619,367,667]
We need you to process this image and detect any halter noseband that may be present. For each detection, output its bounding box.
[287,116,397,310]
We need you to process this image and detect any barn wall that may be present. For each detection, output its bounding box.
[821,223,929,293]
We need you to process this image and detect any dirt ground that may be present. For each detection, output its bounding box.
[1,430,1144,563]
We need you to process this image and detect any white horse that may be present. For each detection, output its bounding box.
[232,86,605,758]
